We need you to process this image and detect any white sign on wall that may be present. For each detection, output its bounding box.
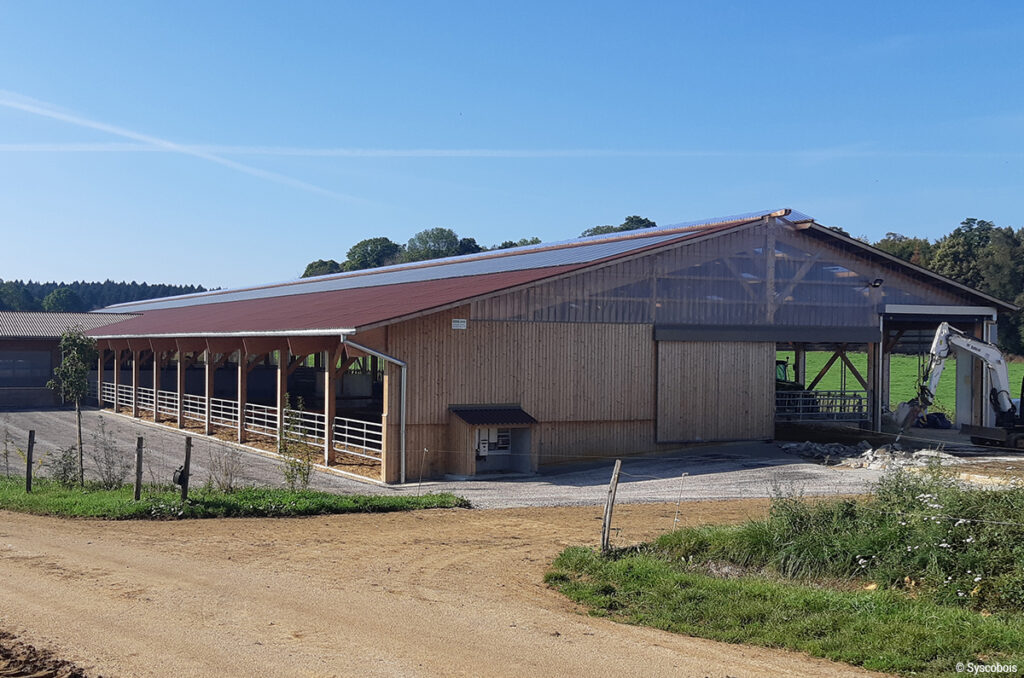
[451,318,468,330]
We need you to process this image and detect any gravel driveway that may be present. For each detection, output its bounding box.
[1,407,884,508]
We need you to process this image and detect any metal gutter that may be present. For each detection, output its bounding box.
[343,339,407,484]
[883,304,998,321]
[90,328,357,339]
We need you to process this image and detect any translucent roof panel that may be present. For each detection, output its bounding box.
[105,209,789,313]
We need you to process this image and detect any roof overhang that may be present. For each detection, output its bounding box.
[89,328,356,340]
[883,304,999,321]
[794,222,1018,313]
[449,404,537,426]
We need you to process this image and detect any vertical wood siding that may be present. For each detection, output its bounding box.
[656,341,774,442]
[366,311,778,477]
[386,308,656,427]
[370,308,659,471]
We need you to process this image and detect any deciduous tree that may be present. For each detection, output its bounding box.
[41,286,84,312]
[404,228,462,262]
[580,215,657,237]
[47,328,97,486]
[300,259,343,278]
[344,237,403,271]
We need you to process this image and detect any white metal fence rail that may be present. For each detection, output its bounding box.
[136,386,155,412]
[157,390,178,417]
[210,397,239,427]
[116,384,133,410]
[282,408,325,444]
[776,390,868,422]
[95,387,385,468]
[333,417,383,461]
[244,403,278,438]
[181,393,206,422]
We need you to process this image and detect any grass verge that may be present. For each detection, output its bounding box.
[546,547,1024,676]
[0,476,469,519]
[547,470,1024,675]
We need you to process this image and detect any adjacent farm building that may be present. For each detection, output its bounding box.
[77,209,1014,483]
[0,311,135,408]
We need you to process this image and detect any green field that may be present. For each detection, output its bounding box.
[778,350,1024,415]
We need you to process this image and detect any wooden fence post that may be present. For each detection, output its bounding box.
[181,436,192,502]
[25,430,35,493]
[134,437,144,501]
[601,459,622,553]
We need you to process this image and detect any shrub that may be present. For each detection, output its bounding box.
[207,449,243,493]
[48,446,79,488]
[282,447,314,491]
[279,394,315,491]
[89,416,131,490]
[652,468,1024,612]
[1,419,11,477]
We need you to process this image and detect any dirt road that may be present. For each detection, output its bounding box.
[0,500,884,677]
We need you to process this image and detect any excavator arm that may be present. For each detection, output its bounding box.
[912,322,1017,426]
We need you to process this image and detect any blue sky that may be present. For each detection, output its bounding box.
[1,1,1022,289]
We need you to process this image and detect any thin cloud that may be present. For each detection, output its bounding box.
[0,140,1020,160]
[0,91,365,203]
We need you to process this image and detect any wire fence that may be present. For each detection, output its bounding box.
[0,418,326,494]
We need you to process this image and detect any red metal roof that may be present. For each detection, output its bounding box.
[87,265,583,337]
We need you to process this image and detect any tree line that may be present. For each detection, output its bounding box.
[299,216,659,277]
[301,228,544,277]
[872,218,1024,354]
[0,279,207,313]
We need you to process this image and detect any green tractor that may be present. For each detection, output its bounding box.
[775,358,815,418]
[775,359,804,392]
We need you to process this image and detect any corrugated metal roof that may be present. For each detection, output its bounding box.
[0,311,137,339]
[105,209,787,313]
[87,266,584,338]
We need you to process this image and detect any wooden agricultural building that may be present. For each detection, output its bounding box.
[85,209,1016,483]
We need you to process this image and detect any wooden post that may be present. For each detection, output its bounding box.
[25,430,35,493]
[237,352,248,444]
[152,350,161,422]
[176,352,186,429]
[134,437,144,501]
[204,349,215,435]
[97,349,105,408]
[882,344,892,415]
[131,349,140,418]
[112,349,121,413]
[181,436,192,502]
[794,344,806,386]
[765,222,777,322]
[867,341,880,431]
[324,348,336,465]
[601,459,622,553]
[276,349,288,440]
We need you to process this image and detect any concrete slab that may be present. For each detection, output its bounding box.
[1,408,889,510]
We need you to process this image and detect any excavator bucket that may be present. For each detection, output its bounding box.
[893,401,922,441]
